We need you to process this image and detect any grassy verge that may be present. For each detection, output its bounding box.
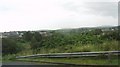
[16,56,119,65]
[2,40,119,64]
[0,56,2,63]
[36,40,119,53]
[2,54,16,62]
[9,40,118,56]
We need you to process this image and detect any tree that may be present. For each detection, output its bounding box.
[34,32,42,42]
[2,38,22,55]
[30,36,43,53]
[91,29,102,35]
[23,31,33,41]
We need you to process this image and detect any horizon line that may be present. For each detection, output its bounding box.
[1,25,119,32]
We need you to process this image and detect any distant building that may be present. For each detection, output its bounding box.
[19,33,24,37]
[2,31,23,38]
[0,33,2,38]
[39,31,48,36]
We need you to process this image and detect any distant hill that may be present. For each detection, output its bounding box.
[54,26,119,34]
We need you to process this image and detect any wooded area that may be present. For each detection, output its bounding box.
[2,26,120,56]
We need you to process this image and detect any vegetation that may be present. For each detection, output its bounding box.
[16,56,119,65]
[2,26,120,64]
[2,38,23,55]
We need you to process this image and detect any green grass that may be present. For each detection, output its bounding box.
[2,54,16,62]
[9,40,118,56]
[16,56,119,65]
[35,40,119,54]
[3,40,119,63]
[0,56,2,63]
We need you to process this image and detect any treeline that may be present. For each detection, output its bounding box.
[2,27,120,55]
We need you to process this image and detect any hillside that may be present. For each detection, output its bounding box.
[2,26,120,56]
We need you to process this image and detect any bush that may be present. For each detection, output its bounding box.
[2,38,23,55]
[79,45,92,52]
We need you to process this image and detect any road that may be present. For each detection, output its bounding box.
[2,61,64,67]
[2,61,119,67]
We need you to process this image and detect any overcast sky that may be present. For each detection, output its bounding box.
[0,0,119,32]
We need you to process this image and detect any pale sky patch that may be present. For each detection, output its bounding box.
[0,0,119,32]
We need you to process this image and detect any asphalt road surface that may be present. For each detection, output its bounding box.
[2,61,71,67]
[2,61,119,67]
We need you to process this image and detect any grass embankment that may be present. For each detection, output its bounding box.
[16,56,119,65]
[2,40,119,64]
[16,40,119,55]
[44,40,119,53]
[13,40,119,65]
[0,56,2,63]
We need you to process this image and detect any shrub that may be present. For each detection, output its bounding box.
[2,38,23,55]
[79,45,92,52]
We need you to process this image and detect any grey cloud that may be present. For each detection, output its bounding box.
[85,2,118,18]
[62,2,81,12]
[62,2,118,18]
[118,2,120,25]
